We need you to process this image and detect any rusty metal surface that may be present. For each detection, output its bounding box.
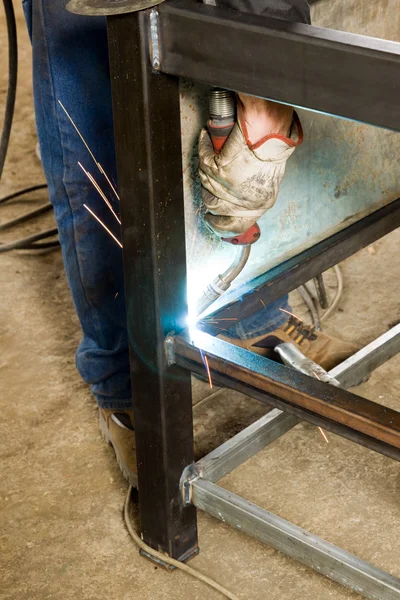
[171,329,400,453]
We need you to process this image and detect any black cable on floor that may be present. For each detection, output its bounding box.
[0,1,59,252]
[0,183,48,205]
[0,226,58,252]
[0,184,59,252]
[0,0,17,181]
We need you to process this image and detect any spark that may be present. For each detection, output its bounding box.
[312,370,321,380]
[199,349,213,389]
[203,317,238,322]
[83,204,123,248]
[279,307,304,322]
[318,427,329,443]
[204,356,213,389]
[78,162,121,224]
[197,321,226,332]
[260,299,266,308]
[58,100,120,201]
[114,292,119,299]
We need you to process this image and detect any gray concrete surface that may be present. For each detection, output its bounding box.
[1,3,400,600]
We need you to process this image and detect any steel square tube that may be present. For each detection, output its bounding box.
[170,330,400,460]
[158,1,400,131]
[330,323,400,389]
[107,10,198,560]
[195,324,400,482]
[196,409,298,483]
[191,479,400,600]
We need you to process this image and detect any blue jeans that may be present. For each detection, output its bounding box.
[23,0,289,409]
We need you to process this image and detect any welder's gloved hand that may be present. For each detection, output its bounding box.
[198,110,303,237]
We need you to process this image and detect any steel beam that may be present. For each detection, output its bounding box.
[199,199,400,335]
[194,324,400,482]
[107,10,197,560]
[171,329,400,460]
[330,323,400,389]
[157,0,400,131]
[196,409,298,483]
[192,479,400,600]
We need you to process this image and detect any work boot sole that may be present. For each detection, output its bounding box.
[99,410,138,489]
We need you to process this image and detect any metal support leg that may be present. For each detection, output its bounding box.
[107,10,198,560]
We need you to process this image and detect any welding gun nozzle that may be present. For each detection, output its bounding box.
[196,276,231,316]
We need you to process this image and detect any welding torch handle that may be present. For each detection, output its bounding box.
[207,88,236,154]
[208,120,235,154]
[196,88,261,316]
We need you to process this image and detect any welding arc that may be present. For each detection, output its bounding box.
[124,485,240,600]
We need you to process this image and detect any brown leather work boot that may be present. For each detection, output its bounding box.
[99,409,137,487]
[220,315,359,371]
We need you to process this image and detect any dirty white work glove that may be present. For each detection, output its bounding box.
[199,111,303,237]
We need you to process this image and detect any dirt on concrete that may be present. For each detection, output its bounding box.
[1,5,399,600]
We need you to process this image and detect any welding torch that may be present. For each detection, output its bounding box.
[196,88,261,316]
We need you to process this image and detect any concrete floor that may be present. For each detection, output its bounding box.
[1,5,400,600]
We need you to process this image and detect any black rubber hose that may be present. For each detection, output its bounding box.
[0,0,18,181]
[0,183,48,204]
[0,227,58,252]
[0,202,53,230]
[0,4,60,252]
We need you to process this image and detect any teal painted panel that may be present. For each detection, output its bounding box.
[180,81,400,314]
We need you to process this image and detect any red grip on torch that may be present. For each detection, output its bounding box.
[208,111,261,246]
[208,119,235,154]
[222,223,261,246]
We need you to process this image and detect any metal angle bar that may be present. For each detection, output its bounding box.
[191,479,400,600]
[157,0,400,131]
[171,330,400,457]
[330,323,400,389]
[199,198,400,335]
[194,326,400,481]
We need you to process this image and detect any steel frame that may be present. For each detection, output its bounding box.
[157,0,400,132]
[187,327,400,600]
[79,1,400,596]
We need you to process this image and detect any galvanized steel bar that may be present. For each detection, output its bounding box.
[192,479,400,600]
[330,324,400,389]
[196,409,298,482]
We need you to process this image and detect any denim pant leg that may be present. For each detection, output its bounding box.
[225,295,291,340]
[23,0,132,409]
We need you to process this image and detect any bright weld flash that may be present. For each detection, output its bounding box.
[186,255,236,325]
